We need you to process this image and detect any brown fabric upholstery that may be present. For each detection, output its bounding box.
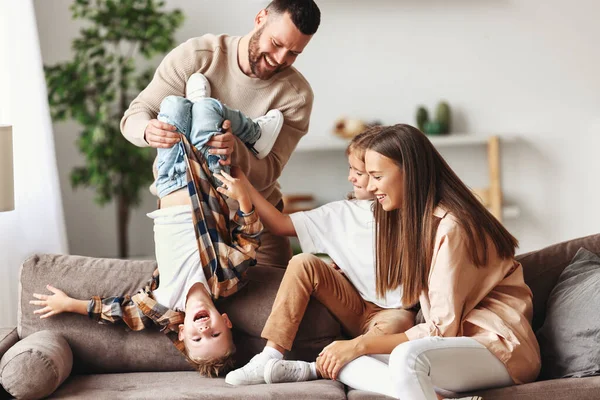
[472,375,600,399]
[0,328,18,362]
[347,389,395,399]
[18,254,192,374]
[48,371,346,399]
[0,331,72,400]
[18,254,342,373]
[8,233,600,399]
[516,233,600,332]
[348,376,600,400]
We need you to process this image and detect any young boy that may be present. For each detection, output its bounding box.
[30,74,276,377]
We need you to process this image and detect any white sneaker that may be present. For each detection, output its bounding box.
[225,353,270,386]
[250,109,284,159]
[186,73,211,102]
[264,359,313,384]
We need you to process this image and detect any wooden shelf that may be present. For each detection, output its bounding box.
[295,133,518,152]
[294,132,520,222]
[502,205,520,219]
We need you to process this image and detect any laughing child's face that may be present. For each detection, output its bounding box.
[348,152,373,200]
[179,284,234,361]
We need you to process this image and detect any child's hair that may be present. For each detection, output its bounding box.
[186,346,237,377]
[368,124,518,306]
[346,125,383,200]
[346,125,383,160]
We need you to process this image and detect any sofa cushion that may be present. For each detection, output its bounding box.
[48,371,346,399]
[0,328,18,362]
[516,233,600,332]
[347,389,395,399]
[346,376,600,400]
[18,254,342,373]
[18,254,193,374]
[0,330,72,400]
[471,375,600,399]
[0,328,18,399]
[535,247,600,379]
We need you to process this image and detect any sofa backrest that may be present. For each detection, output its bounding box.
[516,233,600,332]
[18,254,192,374]
[18,254,342,374]
[21,232,598,374]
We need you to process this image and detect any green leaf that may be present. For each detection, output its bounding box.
[44,0,183,211]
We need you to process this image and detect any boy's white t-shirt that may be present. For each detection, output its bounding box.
[289,199,404,309]
[147,205,210,312]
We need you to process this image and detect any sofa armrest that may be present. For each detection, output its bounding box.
[0,327,18,361]
[0,327,18,398]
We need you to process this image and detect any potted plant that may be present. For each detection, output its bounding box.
[45,0,184,258]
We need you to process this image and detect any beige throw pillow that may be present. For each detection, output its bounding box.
[0,330,72,400]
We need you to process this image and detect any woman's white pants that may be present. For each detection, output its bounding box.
[338,337,513,399]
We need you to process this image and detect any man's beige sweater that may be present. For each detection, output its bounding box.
[120,34,314,208]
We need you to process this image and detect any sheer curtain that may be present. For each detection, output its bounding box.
[0,0,68,327]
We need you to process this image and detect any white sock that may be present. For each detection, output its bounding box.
[262,346,284,360]
[308,362,318,380]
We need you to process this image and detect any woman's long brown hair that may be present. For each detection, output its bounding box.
[368,124,518,306]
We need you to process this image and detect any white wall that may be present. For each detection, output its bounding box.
[1,0,68,327]
[34,0,600,257]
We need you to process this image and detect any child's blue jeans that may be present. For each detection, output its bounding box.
[155,96,261,198]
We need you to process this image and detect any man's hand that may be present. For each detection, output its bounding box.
[144,119,180,148]
[30,285,75,319]
[207,120,235,166]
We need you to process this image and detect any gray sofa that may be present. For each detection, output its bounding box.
[2,233,600,399]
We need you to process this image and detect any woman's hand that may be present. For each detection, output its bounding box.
[30,285,74,319]
[215,171,252,213]
[207,120,235,166]
[317,337,363,381]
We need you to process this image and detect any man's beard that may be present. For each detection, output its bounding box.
[248,26,286,80]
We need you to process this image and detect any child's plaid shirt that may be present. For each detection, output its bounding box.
[87,135,263,354]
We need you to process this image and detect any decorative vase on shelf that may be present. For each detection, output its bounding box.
[333,117,381,139]
[415,100,452,135]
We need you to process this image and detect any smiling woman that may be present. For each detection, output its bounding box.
[353,124,541,399]
[365,150,405,211]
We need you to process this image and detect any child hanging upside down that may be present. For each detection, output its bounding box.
[29,73,284,377]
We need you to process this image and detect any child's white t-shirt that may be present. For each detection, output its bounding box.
[289,199,404,309]
[147,205,210,312]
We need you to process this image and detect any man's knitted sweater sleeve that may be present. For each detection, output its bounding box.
[119,38,209,148]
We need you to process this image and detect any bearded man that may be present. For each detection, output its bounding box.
[121,0,321,269]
